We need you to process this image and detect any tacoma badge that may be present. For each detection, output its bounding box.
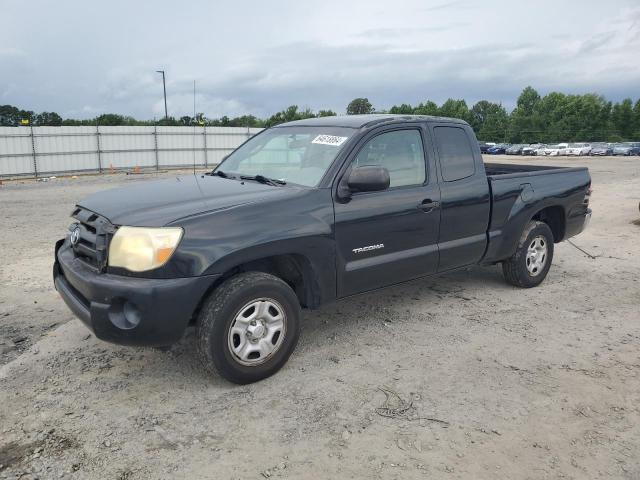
[352,243,384,254]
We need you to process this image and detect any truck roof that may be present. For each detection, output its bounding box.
[276,114,469,129]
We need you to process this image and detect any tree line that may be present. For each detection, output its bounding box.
[383,87,640,143]
[0,104,337,129]
[2,87,639,142]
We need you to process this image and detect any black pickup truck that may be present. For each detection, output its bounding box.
[54,115,592,383]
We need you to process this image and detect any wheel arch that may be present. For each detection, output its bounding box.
[190,251,326,325]
[218,253,319,308]
[484,201,568,264]
[530,205,566,242]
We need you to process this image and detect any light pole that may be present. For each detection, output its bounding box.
[156,70,168,121]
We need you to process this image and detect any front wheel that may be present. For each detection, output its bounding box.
[502,221,554,288]
[196,272,301,384]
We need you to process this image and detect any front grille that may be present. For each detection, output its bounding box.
[70,207,113,271]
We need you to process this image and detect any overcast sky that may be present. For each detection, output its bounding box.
[1,0,639,119]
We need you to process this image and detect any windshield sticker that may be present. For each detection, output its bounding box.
[312,134,348,147]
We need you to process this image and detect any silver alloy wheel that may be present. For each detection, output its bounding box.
[526,235,548,276]
[227,298,286,366]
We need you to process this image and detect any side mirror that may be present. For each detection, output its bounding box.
[347,166,390,193]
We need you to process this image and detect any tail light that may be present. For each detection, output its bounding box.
[583,187,592,206]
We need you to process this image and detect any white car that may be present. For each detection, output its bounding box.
[521,143,543,155]
[543,144,568,156]
[534,144,548,156]
[566,143,592,156]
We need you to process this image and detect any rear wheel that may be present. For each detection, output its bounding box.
[502,221,554,288]
[196,272,301,384]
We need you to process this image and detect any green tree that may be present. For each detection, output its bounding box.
[611,98,634,140]
[413,101,439,116]
[217,116,231,126]
[346,98,374,115]
[317,109,336,117]
[0,105,33,126]
[264,105,301,127]
[516,86,540,116]
[509,87,545,142]
[560,94,610,141]
[208,115,263,127]
[388,103,414,114]
[633,99,640,137]
[536,92,570,142]
[235,115,263,127]
[157,116,180,126]
[470,101,509,141]
[95,113,127,126]
[470,101,498,130]
[438,99,470,122]
[33,112,63,126]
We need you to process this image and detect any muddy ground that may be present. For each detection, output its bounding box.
[1,156,639,479]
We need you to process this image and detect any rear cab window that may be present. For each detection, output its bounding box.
[433,126,475,182]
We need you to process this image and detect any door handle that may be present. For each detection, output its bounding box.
[419,199,440,212]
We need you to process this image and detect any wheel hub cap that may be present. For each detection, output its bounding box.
[228,298,286,366]
[526,235,547,276]
[247,322,266,340]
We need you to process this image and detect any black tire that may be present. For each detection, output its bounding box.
[502,220,554,288]
[196,272,301,384]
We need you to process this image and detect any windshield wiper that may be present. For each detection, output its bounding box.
[210,170,232,178]
[210,170,286,186]
[240,174,286,186]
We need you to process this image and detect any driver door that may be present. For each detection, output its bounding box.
[333,126,441,297]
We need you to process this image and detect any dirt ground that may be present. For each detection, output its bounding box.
[1,156,639,480]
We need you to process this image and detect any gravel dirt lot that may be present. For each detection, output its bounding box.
[1,156,639,479]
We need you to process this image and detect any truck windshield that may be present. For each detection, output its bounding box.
[215,126,354,187]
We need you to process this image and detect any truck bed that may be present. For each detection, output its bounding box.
[481,161,591,265]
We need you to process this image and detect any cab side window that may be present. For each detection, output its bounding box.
[433,126,475,182]
[352,130,426,188]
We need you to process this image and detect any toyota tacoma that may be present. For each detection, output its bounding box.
[54,115,592,383]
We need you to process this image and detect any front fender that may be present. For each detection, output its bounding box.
[172,188,337,305]
[203,237,336,307]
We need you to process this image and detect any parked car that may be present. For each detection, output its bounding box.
[624,142,640,155]
[487,143,510,154]
[612,143,634,156]
[506,144,525,155]
[542,144,568,156]
[534,144,548,156]
[53,114,592,384]
[566,143,592,156]
[522,144,543,156]
[590,143,613,155]
[479,142,494,153]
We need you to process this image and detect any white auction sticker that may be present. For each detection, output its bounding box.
[312,134,348,146]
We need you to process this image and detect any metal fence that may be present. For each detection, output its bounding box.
[0,125,263,177]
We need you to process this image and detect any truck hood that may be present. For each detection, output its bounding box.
[78,174,294,226]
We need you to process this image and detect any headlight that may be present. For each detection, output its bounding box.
[108,226,183,272]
